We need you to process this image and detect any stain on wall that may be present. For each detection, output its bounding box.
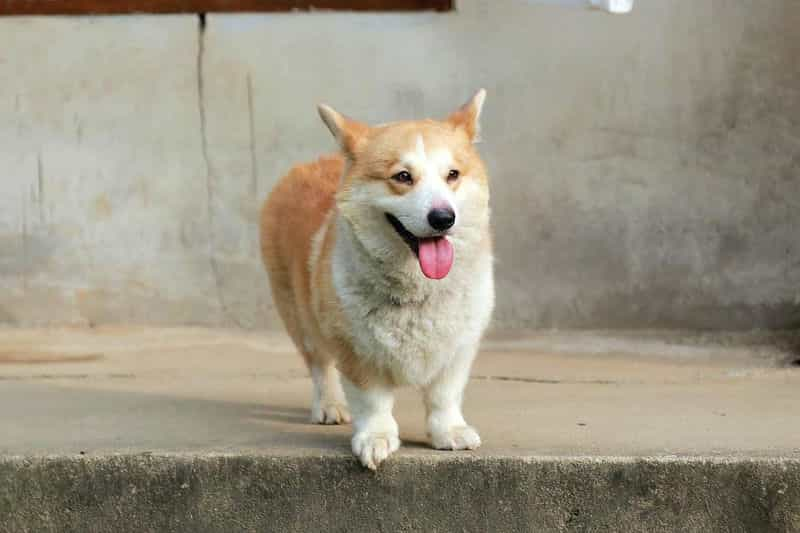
[0,1,799,330]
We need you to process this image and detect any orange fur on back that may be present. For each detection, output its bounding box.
[260,154,343,366]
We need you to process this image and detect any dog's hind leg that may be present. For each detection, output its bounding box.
[266,280,350,425]
[282,321,350,425]
[309,358,350,425]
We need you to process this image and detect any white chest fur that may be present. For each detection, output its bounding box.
[327,220,494,386]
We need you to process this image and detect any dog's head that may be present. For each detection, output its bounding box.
[318,90,490,280]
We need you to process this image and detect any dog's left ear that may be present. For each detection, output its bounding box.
[447,89,486,143]
[317,104,370,156]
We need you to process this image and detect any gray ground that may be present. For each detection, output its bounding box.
[2,326,799,458]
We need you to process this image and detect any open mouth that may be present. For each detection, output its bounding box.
[386,213,420,256]
[385,213,454,280]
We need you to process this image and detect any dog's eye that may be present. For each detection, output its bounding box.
[447,169,460,182]
[391,170,413,184]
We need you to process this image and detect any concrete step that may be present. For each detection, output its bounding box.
[3,455,799,532]
[1,327,799,532]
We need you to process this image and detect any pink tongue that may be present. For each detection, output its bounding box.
[417,237,454,280]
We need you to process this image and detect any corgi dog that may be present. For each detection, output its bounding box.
[260,90,494,469]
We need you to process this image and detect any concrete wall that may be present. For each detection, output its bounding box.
[1,0,799,330]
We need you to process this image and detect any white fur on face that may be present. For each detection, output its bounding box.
[336,133,489,270]
[375,135,458,238]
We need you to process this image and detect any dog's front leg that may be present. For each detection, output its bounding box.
[423,350,481,451]
[342,379,400,470]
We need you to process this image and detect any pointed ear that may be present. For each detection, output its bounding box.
[317,104,370,155]
[446,89,486,143]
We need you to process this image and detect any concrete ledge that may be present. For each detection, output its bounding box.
[2,454,799,532]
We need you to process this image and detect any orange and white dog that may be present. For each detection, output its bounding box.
[260,90,494,469]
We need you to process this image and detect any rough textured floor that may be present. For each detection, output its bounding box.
[1,326,798,458]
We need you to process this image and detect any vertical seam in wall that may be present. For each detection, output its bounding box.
[36,152,45,224]
[197,13,233,327]
[21,196,29,291]
[246,72,258,199]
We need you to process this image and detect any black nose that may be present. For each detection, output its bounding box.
[427,207,456,231]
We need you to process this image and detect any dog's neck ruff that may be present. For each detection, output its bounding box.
[333,216,451,306]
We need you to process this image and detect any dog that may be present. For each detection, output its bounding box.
[259,90,494,469]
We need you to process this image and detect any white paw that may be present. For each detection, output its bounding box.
[310,403,351,425]
[351,431,400,470]
[430,425,481,450]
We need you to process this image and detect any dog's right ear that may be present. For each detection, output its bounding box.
[317,104,369,156]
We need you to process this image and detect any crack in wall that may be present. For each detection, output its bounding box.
[196,13,236,327]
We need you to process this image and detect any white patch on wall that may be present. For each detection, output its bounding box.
[530,0,634,14]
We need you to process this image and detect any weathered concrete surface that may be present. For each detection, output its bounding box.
[1,327,800,531]
[0,16,219,327]
[2,1,800,330]
[2,455,799,533]
[2,327,800,456]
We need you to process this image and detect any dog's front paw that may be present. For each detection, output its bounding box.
[311,402,351,425]
[430,425,481,451]
[351,431,400,470]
